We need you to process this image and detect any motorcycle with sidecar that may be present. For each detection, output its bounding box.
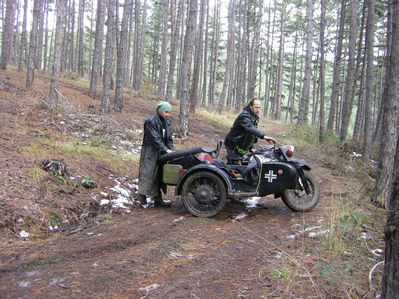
[159,141,320,217]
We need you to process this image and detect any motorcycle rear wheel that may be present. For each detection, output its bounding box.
[181,171,227,217]
[281,171,319,212]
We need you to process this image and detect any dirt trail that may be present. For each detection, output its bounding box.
[0,70,384,298]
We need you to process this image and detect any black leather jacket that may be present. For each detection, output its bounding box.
[224,108,265,153]
[142,113,174,154]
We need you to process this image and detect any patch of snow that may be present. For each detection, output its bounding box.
[350,152,362,158]
[100,192,108,197]
[139,283,160,293]
[48,225,59,231]
[170,252,183,258]
[100,199,110,206]
[172,216,184,223]
[26,271,39,277]
[231,213,248,222]
[309,229,330,238]
[242,197,261,208]
[16,218,23,223]
[287,226,322,240]
[361,232,373,240]
[50,278,64,286]
[371,249,383,257]
[19,231,29,238]
[18,281,31,288]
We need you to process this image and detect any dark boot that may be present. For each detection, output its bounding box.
[154,197,172,207]
[138,194,147,205]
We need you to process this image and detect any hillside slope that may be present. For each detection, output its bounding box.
[0,69,386,298]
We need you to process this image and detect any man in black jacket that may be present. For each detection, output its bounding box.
[137,101,174,207]
[224,98,275,164]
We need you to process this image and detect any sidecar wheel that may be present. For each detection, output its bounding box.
[281,171,319,212]
[181,171,227,217]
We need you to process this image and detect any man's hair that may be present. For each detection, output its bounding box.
[245,98,261,109]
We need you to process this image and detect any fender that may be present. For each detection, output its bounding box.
[291,159,312,171]
[175,164,234,195]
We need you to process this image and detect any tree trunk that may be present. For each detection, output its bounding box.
[88,0,106,98]
[318,0,326,143]
[114,0,132,112]
[157,0,169,96]
[132,0,147,91]
[207,0,220,107]
[18,0,28,71]
[101,0,116,112]
[247,0,262,101]
[1,0,16,70]
[36,0,45,70]
[165,0,184,103]
[362,0,376,160]
[273,2,284,120]
[218,0,235,112]
[77,0,85,76]
[50,0,68,103]
[286,32,298,123]
[339,0,358,141]
[297,0,313,126]
[327,0,345,132]
[372,0,399,209]
[26,0,42,89]
[190,0,207,113]
[179,0,197,139]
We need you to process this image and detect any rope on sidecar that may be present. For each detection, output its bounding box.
[237,222,323,298]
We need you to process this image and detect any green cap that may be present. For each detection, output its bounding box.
[157,101,172,112]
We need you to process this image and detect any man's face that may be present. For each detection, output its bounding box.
[159,110,171,119]
[250,100,262,115]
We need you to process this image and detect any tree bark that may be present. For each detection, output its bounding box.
[318,0,326,143]
[88,0,106,98]
[362,0,375,160]
[18,0,28,71]
[327,0,345,132]
[218,0,235,112]
[101,0,116,112]
[50,0,67,103]
[190,0,207,113]
[179,0,197,139]
[77,0,85,76]
[165,0,184,103]
[114,0,132,112]
[1,0,16,70]
[297,0,313,126]
[273,2,284,120]
[26,0,42,89]
[339,0,358,141]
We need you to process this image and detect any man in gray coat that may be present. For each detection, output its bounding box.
[137,101,174,207]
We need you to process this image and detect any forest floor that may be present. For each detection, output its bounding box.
[0,68,387,298]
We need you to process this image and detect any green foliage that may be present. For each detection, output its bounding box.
[25,167,47,182]
[18,144,42,154]
[49,214,61,227]
[81,175,96,188]
[51,170,66,182]
[270,267,299,280]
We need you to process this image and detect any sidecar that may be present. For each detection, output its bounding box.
[160,142,319,217]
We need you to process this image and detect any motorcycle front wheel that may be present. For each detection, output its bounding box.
[281,171,320,212]
[181,171,227,217]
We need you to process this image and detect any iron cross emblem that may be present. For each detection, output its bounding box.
[264,170,277,183]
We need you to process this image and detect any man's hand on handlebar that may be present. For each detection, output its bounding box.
[166,149,173,154]
[264,136,276,144]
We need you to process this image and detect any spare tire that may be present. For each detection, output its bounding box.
[159,147,203,163]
